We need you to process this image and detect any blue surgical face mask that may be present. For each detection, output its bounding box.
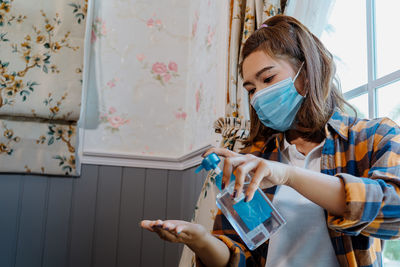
[250,63,304,132]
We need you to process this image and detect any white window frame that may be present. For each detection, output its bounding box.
[343,0,400,118]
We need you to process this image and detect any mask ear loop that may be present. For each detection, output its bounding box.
[293,62,304,82]
[293,62,306,97]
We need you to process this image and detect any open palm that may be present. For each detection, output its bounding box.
[141,219,208,246]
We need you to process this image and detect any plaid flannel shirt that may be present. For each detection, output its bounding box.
[209,110,400,267]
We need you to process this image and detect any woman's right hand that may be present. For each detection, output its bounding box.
[140,219,208,247]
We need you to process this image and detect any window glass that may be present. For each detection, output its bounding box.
[320,0,367,92]
[347,93,368,119]
[377,80,400,125]
[375,0,400,78]
[384,240,400,266]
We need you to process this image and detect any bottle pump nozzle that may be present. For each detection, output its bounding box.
[195,153,220,173]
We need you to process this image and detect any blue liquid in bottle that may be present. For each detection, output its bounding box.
[196,153,286,250]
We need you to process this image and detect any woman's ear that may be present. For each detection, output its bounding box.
[295,73,307,96]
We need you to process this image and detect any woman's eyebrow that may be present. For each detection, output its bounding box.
[255,66,274,79]
[243,66,275,87]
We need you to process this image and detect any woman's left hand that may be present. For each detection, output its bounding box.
[203,147,293,202]
[141,219,208,247]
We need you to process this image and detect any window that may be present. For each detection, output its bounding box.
[321,0,400,265]
[321,0,400,123]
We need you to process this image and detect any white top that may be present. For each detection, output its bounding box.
[265,137,339,267]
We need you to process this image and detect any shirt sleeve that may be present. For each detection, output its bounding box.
[327,118,400,239]
[196,209,268,267]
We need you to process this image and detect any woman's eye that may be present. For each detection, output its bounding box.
[264,76,274,83]
[248,89,256,95]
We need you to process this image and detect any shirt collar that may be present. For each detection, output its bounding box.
[281,133,325,157]
[261,109,351,154]
[325,108,351,140]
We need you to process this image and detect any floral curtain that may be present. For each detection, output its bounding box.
[0,0,88,176]
[179,1,284,266]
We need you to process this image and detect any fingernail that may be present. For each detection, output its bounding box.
[232,190,237,198]
[221,181,225,190]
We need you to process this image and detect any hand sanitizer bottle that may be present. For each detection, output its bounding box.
[196,153,286,250]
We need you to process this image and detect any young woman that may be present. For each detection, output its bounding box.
[141,15,400,267]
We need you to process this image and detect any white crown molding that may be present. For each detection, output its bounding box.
[81,144,213,170]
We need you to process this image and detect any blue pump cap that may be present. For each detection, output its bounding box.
[195,153,221,173]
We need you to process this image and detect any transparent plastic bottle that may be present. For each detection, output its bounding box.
[196,153,286,250]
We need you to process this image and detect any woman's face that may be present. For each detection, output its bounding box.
[242,50,305,100]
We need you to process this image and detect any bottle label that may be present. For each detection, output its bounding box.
[233,190,273,230]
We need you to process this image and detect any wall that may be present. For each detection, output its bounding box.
[0,164,206,267]
[184,0,225,154]
[82,0,227,160]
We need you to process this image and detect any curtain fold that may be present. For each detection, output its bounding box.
[214,116,250,151]
[0,0,88,176]
[179,1,284,265]
[226,0,283,121]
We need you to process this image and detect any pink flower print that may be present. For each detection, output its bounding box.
[196,82,203,112]
[101,23,107,35]
[136,54,145,62]
[106,78,119,89]
[168,61,178,72]
[108,107,116,114]
[152,62,167,75]
[207,26,216,47]
[163,73,171,83]
[175,111,187,120]
[108,116,128,128]
[155,19,162,27]
[192,22,198,37]
[147,18,154,28]
[192,11,199,37]
[91,17,107,43]
[151,61,178,85]
[107,81,114,88]
[107,80,116,88]
[195,90,201,112]
[91,29,97,43]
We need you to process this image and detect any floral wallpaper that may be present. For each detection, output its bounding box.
[0,0,87,175]
[83,0,222,158]
[183,0,220,154]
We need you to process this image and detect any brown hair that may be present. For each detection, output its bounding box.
[240,15,355,146]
